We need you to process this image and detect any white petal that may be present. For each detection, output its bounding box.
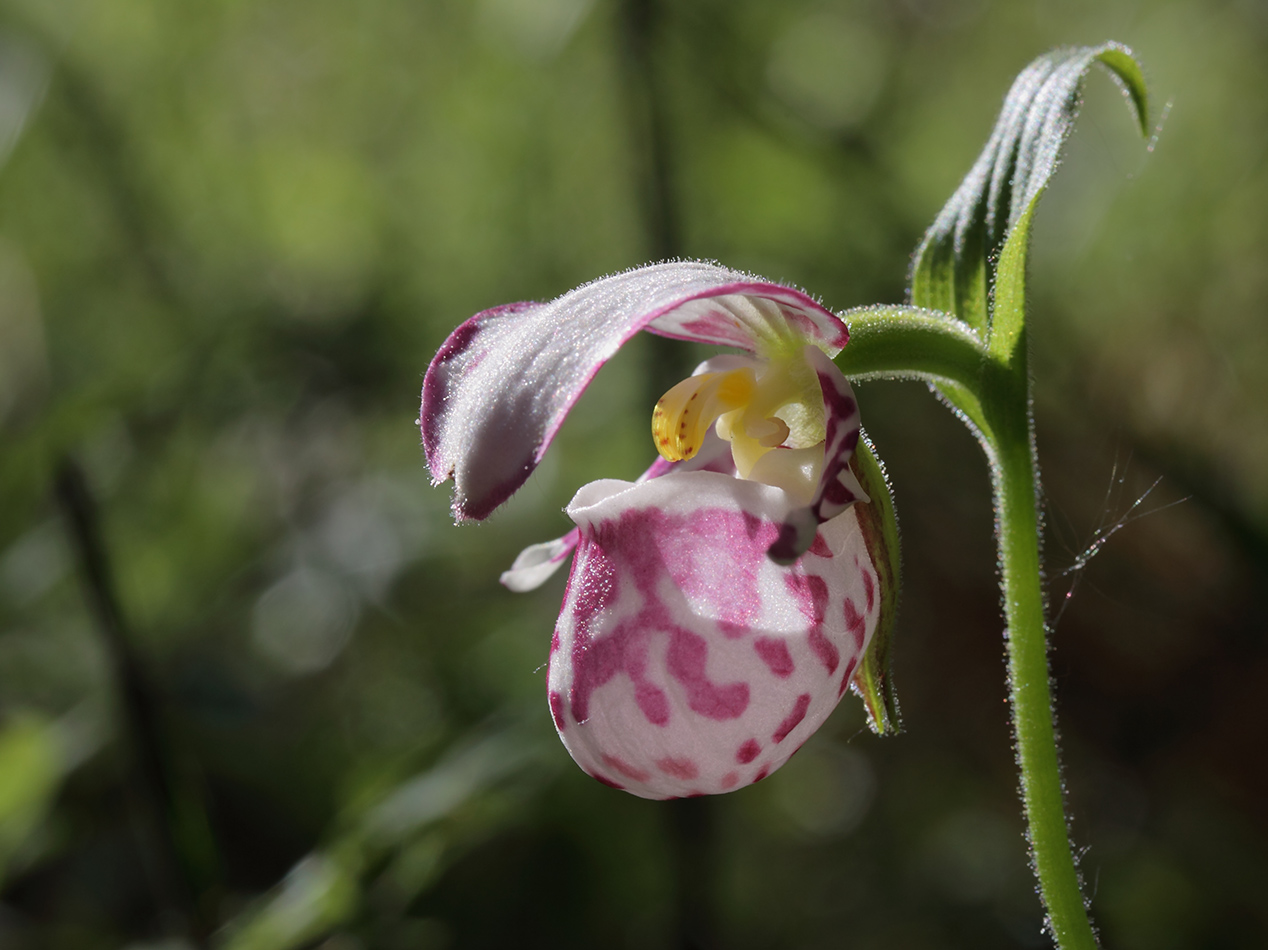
[500,529,581,592]
[546,470,880,799]
[420,262,847,521]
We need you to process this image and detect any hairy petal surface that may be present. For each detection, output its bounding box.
[421,262,847,521]
[500,529,582,593]
[547,471,879,799]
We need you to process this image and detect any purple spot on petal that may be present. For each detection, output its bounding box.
[567,543,626,724]
[753,637,795,678]
[809,624,839,675]
[549,690,566,731]
[667,628,750,720]
[736,739,761,764]
[844,596,867,652]
[635,681,671,726]
[785,574,839,675]
[656,757,699,780]
[752,766,770,783]
[822,479,857,508]
[838,657,858,697]
[603,754,651,782]
[772,693,811,744]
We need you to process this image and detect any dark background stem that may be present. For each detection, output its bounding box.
[617,2,719,947]
[619,0,697,403]
[55,458,211,947]
[618,0,680,263]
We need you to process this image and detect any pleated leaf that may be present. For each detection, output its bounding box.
[910,43,1149,361]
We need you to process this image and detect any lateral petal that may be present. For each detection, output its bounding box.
[500,529,582,593]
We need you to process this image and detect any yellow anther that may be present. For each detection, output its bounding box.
[652,368,755,462]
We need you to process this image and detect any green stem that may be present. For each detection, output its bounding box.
[835,306,993,387]
[988,396,1097,950]
[836,311,1097,948]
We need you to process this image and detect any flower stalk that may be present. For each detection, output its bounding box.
[840,305,1095,945]
[993,404,1097,950]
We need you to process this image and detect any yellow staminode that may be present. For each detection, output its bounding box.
[651,349,829,498]
[652,368,755,462]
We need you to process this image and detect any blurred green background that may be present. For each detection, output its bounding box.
[1,0,1265,947]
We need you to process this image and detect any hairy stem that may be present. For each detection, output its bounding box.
[836,312,1098,947]
[989,398,1096,949]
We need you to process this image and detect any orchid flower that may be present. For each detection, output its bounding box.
[421,261,896,799]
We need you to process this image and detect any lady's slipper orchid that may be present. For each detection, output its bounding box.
[422,262,895,799]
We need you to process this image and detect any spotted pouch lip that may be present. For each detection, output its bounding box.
[546,470,879,799]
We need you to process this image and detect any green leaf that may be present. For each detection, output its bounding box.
[901,48,1153,948]
[910,43,1149,355]
[849,432,902,735]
